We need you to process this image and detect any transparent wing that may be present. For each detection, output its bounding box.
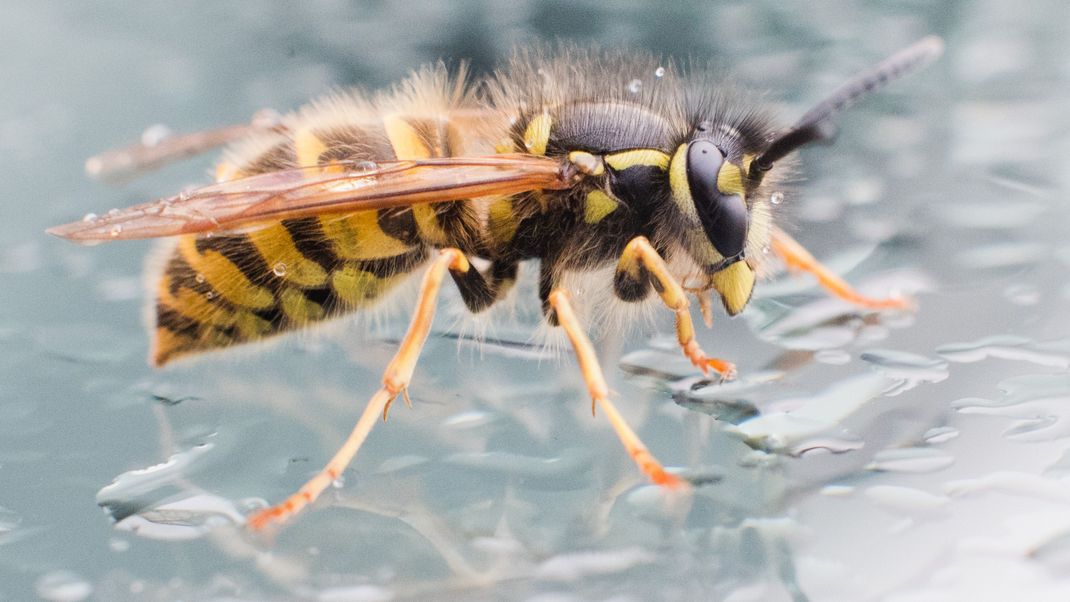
[49,154,577,243]
[84,110,287,181]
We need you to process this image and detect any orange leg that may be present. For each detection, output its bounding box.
[770,227,913,310]
[247,248,471,530]
[616,236,736,379]
[549,290,687,489]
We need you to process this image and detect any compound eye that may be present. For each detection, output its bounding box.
[686,140,748,261]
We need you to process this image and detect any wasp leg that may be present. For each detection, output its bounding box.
[615,236,736,379]
[538,257,562,326]
[550,290,687,488]
[247,248,471,530]
[449,260,518,312]
[770,226,912,310]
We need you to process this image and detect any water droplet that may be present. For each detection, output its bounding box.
[654,66,666,78]
[140,123,173,147]
[109,225,123,238]
[107,208,121,217]
[865,485,950,517]
[194,273,206,284]
[866,447,955,473]
[860,349,949,395]
[820,484,855,497]
[81,212,98,223]
[204,291,214,299]
[814,349,851,365]
[627,78,642,93]
[923,426,959,444]
[760,245,771,256]
[770,191,785,205]
[1004,283,1041,306]
[332,476,345,489]
[272,262,287,277]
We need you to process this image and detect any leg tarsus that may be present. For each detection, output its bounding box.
[550,289,688,490]
[770,226,914,311]
[247,248,465,530]
[616,236,736,380]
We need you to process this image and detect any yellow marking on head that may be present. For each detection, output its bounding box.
[605,149,670,171]
[717,163,745,197]
[668,144,699,222]
[711,261,755,316]
[382,115,432,159]
[682,229,723,265]
[742,153,755,175]
[331,265,385,306]
[279,288,325,323]
[487,197,518,243]
[294,128,329,167]
[584,190,619,224]
[568,151,605,176]
[523,112,552,156]
[178,237,275,310]
[320,211,414,260]
[247,224,328,288]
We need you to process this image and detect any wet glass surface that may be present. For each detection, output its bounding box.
[2,1,1069,600]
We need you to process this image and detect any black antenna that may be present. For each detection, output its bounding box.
[749,36,944,180]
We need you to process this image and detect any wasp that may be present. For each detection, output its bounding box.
[49,37,943,529]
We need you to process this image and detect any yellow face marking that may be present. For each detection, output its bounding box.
[742,153,755,175]
[247,224,328,288]
[668,144,699,222]
[331,264,386,306]
[294,128,329,167]
[584,190,619,224]
[711,261,755,316]
[279,288,325,323]
[178,237,275,310]
[684,230,725,265]
[383,115,432,159]
[487,197,519,243]
[716,162,745,197]
[319,211,414,260]
[604,149,671,171]
[568,151,605,176]
[523,112,552,156]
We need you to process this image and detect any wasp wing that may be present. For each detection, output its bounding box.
[85,111,288,182]
[49,155,575,243]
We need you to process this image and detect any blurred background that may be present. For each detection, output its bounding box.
[2,1,1069,600]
